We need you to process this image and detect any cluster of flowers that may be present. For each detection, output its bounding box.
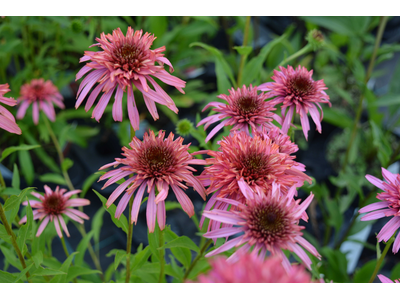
[2,26,398,283]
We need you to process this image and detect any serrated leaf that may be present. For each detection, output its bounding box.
[93,190,129,234]
[0,144,40,162]
[66,266,102,282]
[158,236,199,253]
[31,251,43,268]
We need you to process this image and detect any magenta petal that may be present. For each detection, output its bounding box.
[365,175,386,191]
[146,186,156,233]
[36,216,50,237]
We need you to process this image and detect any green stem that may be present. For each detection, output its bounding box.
[236,16,251,87]
[125,125,136,283]
[60,236,78,283]
[158,228,165,283]
[268,44,313,78]
[183,239,212,281]
[0,203,32,282]
[340,16,388,175]
[368,233,395,283]
[0,167,6,191]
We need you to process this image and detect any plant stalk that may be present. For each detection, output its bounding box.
[60,236,78,283]
[0,202,32,282]
[183,239,212,281]
[368,233,395,283]
[158,228,165,283]
[236,16,251,87]
[125,126,136,283]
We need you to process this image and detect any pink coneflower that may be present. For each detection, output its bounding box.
[75,27,185,130]
[197,85,277,142]
[0,83,21,135]
[359,168,400,253]
[200,130,311,202]
[192,251,313,283]
[17,79,65,125]
[378,274,399,283]
[19,186,90,238]
[99,130,206,233]
[258,65,331,140]
[203,181,320,270]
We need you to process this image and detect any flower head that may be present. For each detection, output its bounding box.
[17,79,65,125]
[378,274,399,283]
[0,83,21,134]
[359,167,400,253]
[202,182,320,270]
[258,65,330,140]
[99,130,206,233]
[197,85,277,142]
[201,130,311,200]
[76,27,185,130]
[19,186,90,238]
[192,251,313,283]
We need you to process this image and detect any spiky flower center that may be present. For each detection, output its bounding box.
[236,96,258,114]
[113,43,145,71]
[288,75,313,99]
[238,152,274,184]
[142,145,174,176]
[43,194,64,215]
[30,84,44,102]
[247,203,290,245]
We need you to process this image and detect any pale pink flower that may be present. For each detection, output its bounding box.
[192,251,313,283]
[203,181,320,270]
[359,167,400,253]
[378,274,399,283]
[19,186,90,238]
[0,83,21,134]
[75,27,185,130]
[17,78,65,125]
[99,130,206,233]
[258,65,331,140]
[197,85,278,142]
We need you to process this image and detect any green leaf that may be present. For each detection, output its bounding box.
[32,267,67,277]
[233,45,253,56]
[391,262,400,280]
[164,227,192,269]
[190,42,236,91]
[17,221,29,252]
[31,251,43,268]
[370,120,392,167]
[18,150,34,185]
[131,246,151,272]
[148,226,160,261]
[75,230,95,266]
[165,202,183,211]
[4,187,34,211]
[320,247,349,282]
[0,245,21,270]
[302,16,370,36]
[61,158,74,172]
[158,236,200,253]
[66,266,102,282]
[0,270,17,283]
[186,258,211,280]
[81,173,101,198]
[11,164,20,190]
[39,173,67,185]
[91,206,105,251]
[353,259,377,283]
[241,30,290,85]
[93,190,129,234]
[50,252,77,283]
[323,198,343,234]
[322,108,353,128]
[114,250,127,270]
[14,263,34,283]
[0,144,40,162]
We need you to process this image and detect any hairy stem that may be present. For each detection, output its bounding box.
[368,233,395,283]
[0,203,31,282]
[183,239,212,281]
